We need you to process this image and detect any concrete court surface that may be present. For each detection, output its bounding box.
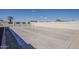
[10,23,79,49]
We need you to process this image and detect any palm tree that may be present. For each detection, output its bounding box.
[8,16,13,24]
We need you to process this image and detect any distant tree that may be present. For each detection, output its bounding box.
[0,20,3,21]
[30,20,37,22]
[8,16,13,24]
[0,18,3,26]
[56,19,64,22]
[22,22,26,24]
[28,22,31,24]
[71,19,75,21]
[16,22,20,24]
[0,18,3,22]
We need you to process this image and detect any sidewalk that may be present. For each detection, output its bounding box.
[10,25,79,49]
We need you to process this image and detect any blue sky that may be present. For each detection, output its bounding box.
[0,9,79,21]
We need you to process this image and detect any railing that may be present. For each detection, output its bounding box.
[7,27,35,49]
